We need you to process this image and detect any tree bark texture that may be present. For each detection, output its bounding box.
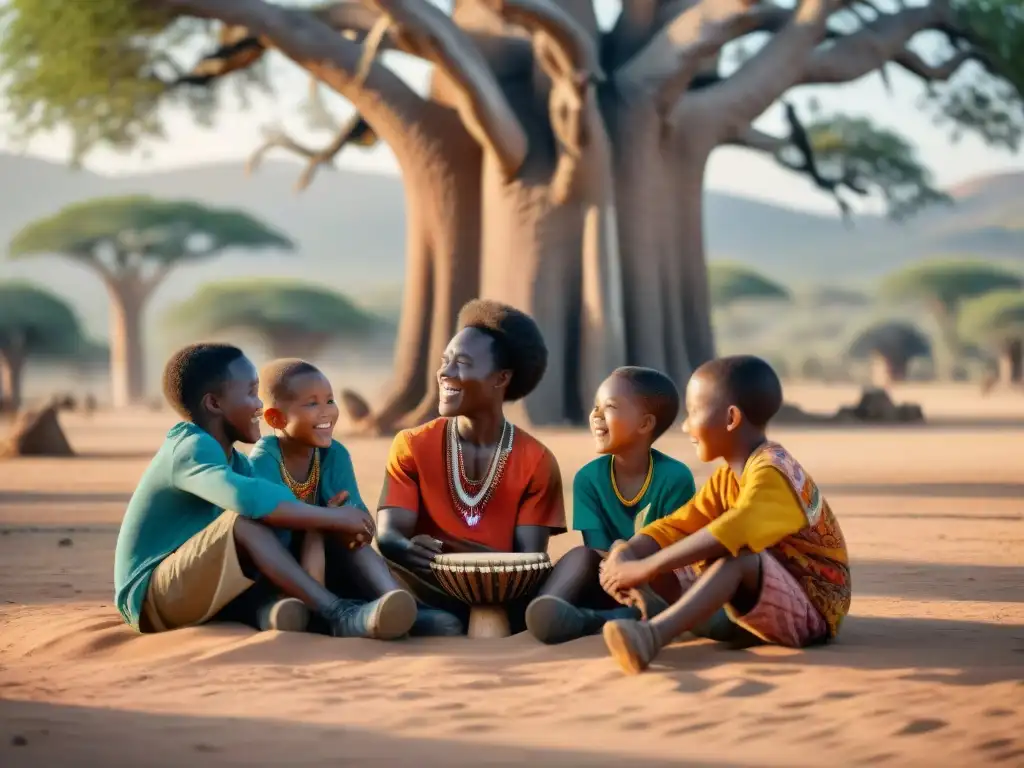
[108,284,148,409]
[0,349,24,413]
[163,0,999,427]
[998,339,1023,386]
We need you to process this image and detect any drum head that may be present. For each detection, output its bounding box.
[433,551,550,568]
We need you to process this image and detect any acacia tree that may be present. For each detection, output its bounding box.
[8,196,293,407]
[2,0,1021,427]
[848,319,932,386]
[164,279,388,359]
[880,259,1024,370]
[958,289,1024,384]
[0,283,95,412]
[709,263,791,308]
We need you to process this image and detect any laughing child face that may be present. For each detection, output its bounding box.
[263,368,339,449]
[589,373,656,455]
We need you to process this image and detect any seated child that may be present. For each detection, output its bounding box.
[248,358,462,636]
[113,343,417,640]
[525,367,698,644]
[599,355,851,674]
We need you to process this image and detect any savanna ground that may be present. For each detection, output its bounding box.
[0,384,1022,767]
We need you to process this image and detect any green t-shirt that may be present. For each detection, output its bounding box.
[113,422,296,630]
[572,449,697,551]
[248,436,367,512]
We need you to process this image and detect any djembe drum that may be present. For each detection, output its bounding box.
[430,552,552,638]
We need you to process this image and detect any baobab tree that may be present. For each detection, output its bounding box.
[958,290,1024,385]
[2,0,1021,427]
[164,279,388,359]
[0,283,95,412]
[880,259,1024,371]
[8,196,293,407]
[848,319,932,386]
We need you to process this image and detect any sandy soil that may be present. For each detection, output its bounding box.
[1,386,1023,766]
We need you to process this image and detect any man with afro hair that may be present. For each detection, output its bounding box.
[376,299,566,634]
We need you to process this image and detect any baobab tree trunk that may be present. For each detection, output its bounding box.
[108,286,148,409]
[356,107,483,433]
[0,350,24,412]
[671,145,716,373]
[998,339,1023,385]
[479,153,587,425]
[871,353,906,388]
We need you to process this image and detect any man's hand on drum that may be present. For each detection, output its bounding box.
[326,490,375,549]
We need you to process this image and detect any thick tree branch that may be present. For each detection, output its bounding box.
[484,0,604,81]
[729,105,868,219]
[160,0,430,157]
[246,114,378,192]
[670,0,835,131]
[802,1,963,84]
[362,0,527,178]
[617,0,793,114]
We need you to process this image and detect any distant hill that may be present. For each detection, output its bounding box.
[0,152,1020,341]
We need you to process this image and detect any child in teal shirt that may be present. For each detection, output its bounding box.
[113,344,416,640]
[526,367,696,644]
[249,358,463,636]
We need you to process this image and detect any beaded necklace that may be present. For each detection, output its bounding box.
[610,451,653,507]
[445,417,514,528]
[280,449,321,504]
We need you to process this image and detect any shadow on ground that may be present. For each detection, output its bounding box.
[0,699,741,767]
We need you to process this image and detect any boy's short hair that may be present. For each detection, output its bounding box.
[162,343,246,422]
[612,366,680,441]
[458,299,547,402]
[699,355,783,428]
[259,358,322,407]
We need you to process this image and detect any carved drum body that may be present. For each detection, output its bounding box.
[430,552,552,638]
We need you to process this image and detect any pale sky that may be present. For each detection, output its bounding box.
[2,1,1021,215]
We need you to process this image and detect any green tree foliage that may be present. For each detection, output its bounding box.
[709,264,791,309]
[848,320,932,382]
[958,289,1024,381]
[880,259,1024,314]
[163,279,387,359]
[0,282,95,410]
[8,195,294,406]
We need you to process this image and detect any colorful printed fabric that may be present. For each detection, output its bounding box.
[639,441,851,638]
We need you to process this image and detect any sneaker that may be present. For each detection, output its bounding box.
[525,595,637,645]
[410,606,464,637]
[603,619,660,675]
[257,597,310,632]
[324,590,417,640]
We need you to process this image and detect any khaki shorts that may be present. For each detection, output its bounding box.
[141,511,254,633]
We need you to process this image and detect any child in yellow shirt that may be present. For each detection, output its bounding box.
[599,355,851,674]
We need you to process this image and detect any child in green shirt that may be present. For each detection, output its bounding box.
[113,344,416,640]
[526,367,697,644]
[249,358,463,636]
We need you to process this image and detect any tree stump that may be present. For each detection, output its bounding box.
[0,403,75,458]
[834,388,924,424]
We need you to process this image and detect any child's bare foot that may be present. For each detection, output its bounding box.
[603,619,660,674]
[257,597,310,632]
[323,590,417,640]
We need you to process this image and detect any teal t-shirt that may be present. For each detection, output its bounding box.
[572,449,697,550]
[248,436,367,512]
[113,422,296,630]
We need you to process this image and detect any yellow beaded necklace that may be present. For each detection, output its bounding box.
[280,449,320,503]
[610,452,653,507]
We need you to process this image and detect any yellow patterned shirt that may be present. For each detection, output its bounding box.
[639,441,851,637]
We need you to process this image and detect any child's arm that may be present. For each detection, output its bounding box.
[171,432,373,538]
